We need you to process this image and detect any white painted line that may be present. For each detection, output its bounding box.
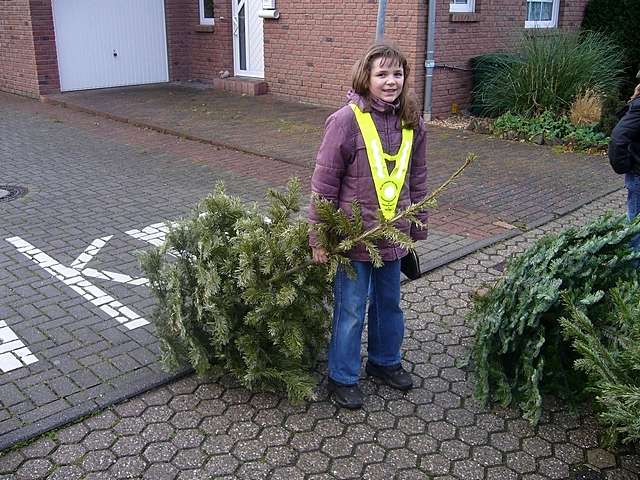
[81,268,149,286]
[119,306,139,320]
[5,236,149,331]
[0,340,24,354]
[0,352,23,373]
[71,235,113,269]
[0,326,19,344]
[21,355,38,365]
[0,322,38,372]
[80,268,110,281]
[124,318,149,330]
[126,222,170,247]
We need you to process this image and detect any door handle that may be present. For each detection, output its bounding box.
[232,16,238,36]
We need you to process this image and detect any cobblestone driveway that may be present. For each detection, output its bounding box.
[1,189,638,479]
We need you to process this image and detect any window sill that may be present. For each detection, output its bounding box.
[195,24,215,32]
[524,21,557,29]
[449,12,479,22]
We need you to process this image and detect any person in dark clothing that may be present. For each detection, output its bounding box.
[609,82,640,250]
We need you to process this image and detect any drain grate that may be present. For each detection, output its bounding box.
[0,185,28,203]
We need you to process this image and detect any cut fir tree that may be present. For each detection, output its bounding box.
[469,213,640,428]
[140,155,474,402]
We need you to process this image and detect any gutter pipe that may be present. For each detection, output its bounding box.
[376,0,388,42]
[423,0,436,120]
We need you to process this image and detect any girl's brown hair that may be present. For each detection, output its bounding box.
[352,43,420,129]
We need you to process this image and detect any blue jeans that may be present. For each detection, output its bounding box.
[328,260,404,385]
[626,173,640,251]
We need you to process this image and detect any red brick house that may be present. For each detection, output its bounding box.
[1,0,587,118]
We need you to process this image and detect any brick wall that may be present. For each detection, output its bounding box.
[558,0,588,30]
[165,0,233,83]
[263,0,427,109]
[165,0,193,80]
[430,0,588,117]
[257,0,586,116]
[29,0,59,95]
[0,0,39,97]
[0,0,59,97]
[190,0,233,81]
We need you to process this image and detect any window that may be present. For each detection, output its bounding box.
[525,0,559,28]
[450,0,475,13]
[199,0,214,25]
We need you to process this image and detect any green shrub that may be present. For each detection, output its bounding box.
[561,280,640,447]
[490,111,609,151]
[564,126,609,151]
[469,53,517,116]
[583,0,640,98]
[475,31,624,117]
[470,214,640,424]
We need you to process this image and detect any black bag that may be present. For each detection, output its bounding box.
[401,250,421,280]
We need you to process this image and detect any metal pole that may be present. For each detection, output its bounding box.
[423,0,437,120]
[376,0,387,42]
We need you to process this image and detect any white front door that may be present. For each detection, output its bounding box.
[52,0,169,91]
[232,0,264,78]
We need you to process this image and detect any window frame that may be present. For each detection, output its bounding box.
[199,0,215,26]
[449,0,475,13]
[525,0,559,29]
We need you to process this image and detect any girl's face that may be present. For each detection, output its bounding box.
[368,57,404,103]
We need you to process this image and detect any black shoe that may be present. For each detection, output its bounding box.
[366,362,413,391]
[327,378,363,409]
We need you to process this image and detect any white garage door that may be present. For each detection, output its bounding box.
[52,0,169,92]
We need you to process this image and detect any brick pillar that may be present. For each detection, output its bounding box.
[30,0,60,95]
[0,0,40,97]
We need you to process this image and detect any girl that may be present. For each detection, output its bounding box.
[309,44,428,409]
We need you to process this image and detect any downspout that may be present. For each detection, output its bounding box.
[376,0,388,42]
[423,0,437,121]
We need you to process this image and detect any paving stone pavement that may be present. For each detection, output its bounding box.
[1,188,638,479]
[1,87,638,477]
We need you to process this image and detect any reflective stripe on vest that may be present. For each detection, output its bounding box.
[350,103,414,220]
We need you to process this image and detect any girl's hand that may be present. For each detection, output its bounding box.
[311,246,329,264]
[632,83,640,101]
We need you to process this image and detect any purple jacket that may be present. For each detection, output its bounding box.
[309,91,428,262]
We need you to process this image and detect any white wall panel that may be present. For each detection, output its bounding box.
[52,0,169,91]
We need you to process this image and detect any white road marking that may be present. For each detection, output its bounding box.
[0,321,38,372]
[5,236,149,332]
[81,267,149,286]
[71,235,112,269]
[125,222,169,247]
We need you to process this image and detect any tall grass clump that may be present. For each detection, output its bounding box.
[569,89,602,126]
[475,31,624,117]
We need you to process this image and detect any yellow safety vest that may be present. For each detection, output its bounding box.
[350,103,414,220]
